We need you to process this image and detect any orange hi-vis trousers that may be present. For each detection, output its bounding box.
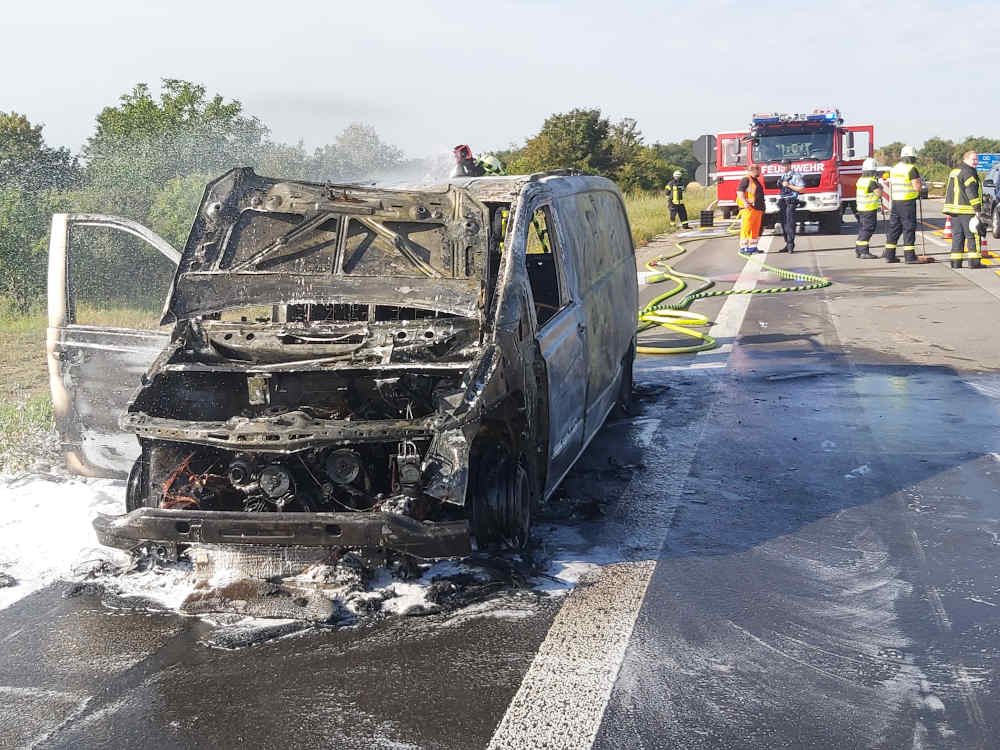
[740,207,763,242]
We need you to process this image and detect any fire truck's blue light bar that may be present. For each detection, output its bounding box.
[751,110,841,125]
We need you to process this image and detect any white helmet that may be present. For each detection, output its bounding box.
[673,170,682,178]
[900,145,917,159]
[862,157,877,171]
[479,153,504,175]
[971,214,983,235]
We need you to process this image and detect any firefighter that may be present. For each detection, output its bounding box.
[666,170,689,229]
[777,159,805,253]
[854,157,883,259]
[479,153,506,175]
[943,150,985,269]
[884,145,924,264]
[450,145,485,178]
[737,164,765,253]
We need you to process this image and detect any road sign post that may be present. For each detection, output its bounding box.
[692,134,716,186]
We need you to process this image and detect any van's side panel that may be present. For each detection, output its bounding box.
[553,183,638,443]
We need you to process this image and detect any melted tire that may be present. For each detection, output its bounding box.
[614,345,635,417]
[125,456,150,513]
[470,447,532,549]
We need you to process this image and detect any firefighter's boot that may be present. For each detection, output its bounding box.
[950,256,963,269]
[904,250,918,264]
[883,246,899,263]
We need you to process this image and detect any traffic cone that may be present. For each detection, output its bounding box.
[982,234,990,259]
[943,216,952,239]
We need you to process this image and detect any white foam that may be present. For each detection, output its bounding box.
[0,474,128,610]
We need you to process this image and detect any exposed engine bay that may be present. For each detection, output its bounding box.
[94,169,541,559]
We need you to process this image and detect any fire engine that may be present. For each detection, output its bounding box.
[714,110,874,233]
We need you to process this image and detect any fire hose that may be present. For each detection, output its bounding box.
[636,221,832,355]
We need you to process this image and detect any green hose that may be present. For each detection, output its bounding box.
[637,221,832,355]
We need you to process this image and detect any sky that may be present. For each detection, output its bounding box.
[3,0,996,159]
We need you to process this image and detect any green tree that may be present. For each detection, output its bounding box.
[0,111,80,191]
[509,108,613,175]
[919,136,954,168]
[310,123,404,181]
[615,147,676,193]
[875,141,905,164]
[148,172,214,250]
[607,117,643,173]
[81,79,269,220]
[650,140,699,184]
[0,186,66,313]
[0,114,80,312]
[953,137,1000,163]
[257,140,311,181]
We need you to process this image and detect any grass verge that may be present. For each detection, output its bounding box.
[0,394,56,474]
[0,302,162,473]
[624,184,717,248]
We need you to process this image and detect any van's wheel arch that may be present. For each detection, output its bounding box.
[468,440,534,549]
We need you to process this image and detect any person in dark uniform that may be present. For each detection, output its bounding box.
[943,150,985,268]
[666,170,689,229]
[854,158,883,259]
[777,159,805,253]
[884,145,924,263]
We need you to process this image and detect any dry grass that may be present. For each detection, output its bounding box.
[0,302,163,472]
[624,184,717,248]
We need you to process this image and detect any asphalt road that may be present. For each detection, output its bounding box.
[3,203,1000,749]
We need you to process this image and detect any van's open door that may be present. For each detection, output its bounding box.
[46,214,180,478]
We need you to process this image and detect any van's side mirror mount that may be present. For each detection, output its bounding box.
[985,179,995,188]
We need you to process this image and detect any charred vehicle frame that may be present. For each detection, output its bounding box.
[46,169,638,558]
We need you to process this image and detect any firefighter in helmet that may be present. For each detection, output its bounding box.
[884,145,924,263]
[854,157,883,259]
[450,145,505,178]
[943,150,985,269]
[666,170,689,229]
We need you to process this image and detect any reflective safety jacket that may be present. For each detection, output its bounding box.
[666,180,684,205]
[890,161,919,201]
[943,163,983,215]
[855,175,881,212]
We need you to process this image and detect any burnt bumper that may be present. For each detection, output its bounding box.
[93,509,471,559]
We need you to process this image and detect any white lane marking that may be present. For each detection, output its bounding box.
[697,232,773,361]
[634,360,725,373]
[926,585,953,632]
[488,372,721,749]
[486,561,657,749]
[920,227,949,248]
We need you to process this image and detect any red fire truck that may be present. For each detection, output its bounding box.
[714,110,874,233]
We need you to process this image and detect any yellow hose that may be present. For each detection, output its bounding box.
[637,221,832,355]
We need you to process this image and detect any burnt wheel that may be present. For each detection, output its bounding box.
[614,344,635,417]
[125,455,150,512]
[470,447,533,549]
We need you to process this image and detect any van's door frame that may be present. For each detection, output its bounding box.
[517,198,589,498]
[47,213,179,478]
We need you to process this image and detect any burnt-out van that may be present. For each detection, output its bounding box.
[46,169,638,558]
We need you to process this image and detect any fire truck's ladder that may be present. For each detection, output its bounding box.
[636,222,832,355]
